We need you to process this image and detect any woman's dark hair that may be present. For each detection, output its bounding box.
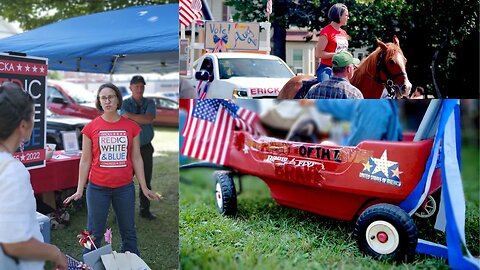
[95,83,122,111]
[0,82,34,140]
[328,3,348,23]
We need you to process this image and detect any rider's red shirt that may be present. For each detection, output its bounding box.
[319,24,349,67]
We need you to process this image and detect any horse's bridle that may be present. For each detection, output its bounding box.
[374,51,408,97]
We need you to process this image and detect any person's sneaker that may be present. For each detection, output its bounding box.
[140,211,157,220]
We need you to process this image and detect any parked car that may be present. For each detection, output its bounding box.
[118,86,132,98]
[143,94,179,127]
[190,53,295,98]
[46,109,90,150]
[158,91,179,102]
[47,80,101,119]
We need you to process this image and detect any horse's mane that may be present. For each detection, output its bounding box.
[350,42,403,86]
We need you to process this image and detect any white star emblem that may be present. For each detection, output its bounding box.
[40,66,45,73]
[32,66,38,72]
[243,144,249,154]
[20,154,25,161]
[371,150,397,177]
[25,65,31,72]
[17,64,23,71]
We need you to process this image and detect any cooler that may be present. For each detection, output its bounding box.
[36,212,51,244]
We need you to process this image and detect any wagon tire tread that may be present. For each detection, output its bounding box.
[354,203,417,261]
[214,171,237,216]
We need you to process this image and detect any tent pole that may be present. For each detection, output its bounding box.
[110,55,121,75]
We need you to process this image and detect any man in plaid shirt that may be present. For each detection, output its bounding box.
[305,51,363,99]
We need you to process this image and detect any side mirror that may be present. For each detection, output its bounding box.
[195,70,214,82]
[50,97,68,105]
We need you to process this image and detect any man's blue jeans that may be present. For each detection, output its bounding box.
[86,181,139,255]
[316,63,333,82]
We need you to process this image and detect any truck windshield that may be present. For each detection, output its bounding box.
[218,58,294,79]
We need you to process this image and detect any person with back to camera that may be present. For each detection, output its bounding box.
[120,75,158,220]
[306,51,363,99]
[0,82,68,270]
[315,3,351,82]
[300,99,402,146]
[63,83,161,255]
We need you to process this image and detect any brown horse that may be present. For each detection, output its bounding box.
[278,36,412,99]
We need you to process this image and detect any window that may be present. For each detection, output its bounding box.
[292,49,304,74]
[200,58,214,74]
[47,86,67,103]
[218,58,293,79]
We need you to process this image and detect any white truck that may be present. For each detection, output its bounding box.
[191,52,295,98]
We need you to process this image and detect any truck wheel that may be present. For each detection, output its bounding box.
[414,194,438,219]
[354,203,417,261]
[214,171,237,216]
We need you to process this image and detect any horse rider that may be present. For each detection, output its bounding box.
[305,51,363,99]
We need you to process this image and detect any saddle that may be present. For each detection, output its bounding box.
[294,78,318,99]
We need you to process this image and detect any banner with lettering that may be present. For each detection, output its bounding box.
[204,21,260,51]
[0,53,48,169]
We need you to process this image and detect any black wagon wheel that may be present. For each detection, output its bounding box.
[414,194,438,219]
[354,203,417,261]
[214,171,237,216]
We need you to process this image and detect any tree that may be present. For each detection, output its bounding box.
[0,0,175,30]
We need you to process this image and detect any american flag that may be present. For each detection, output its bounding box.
[179,0,203,27]
[182,99,264,165]
[266,0,272,15]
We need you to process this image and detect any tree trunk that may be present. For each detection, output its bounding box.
[271,22,286,61]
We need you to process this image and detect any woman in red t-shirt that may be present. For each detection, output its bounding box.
[64,83,160,256]
[315,3,351,82]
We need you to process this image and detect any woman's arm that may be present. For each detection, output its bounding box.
[3,238,67,270]
[63,135,92,205]
[131,135,161,200]
[315,35,335,60]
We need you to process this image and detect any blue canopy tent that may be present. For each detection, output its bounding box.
[0,4,178,74]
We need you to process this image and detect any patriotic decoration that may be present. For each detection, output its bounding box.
[195,70,211,98]
[104,228,112,245]
[182,99,264,165]
[77,230,97,250]
[399,100,479,269]
[236,107,266,136]
[179,0,203,27]
[213,34,228,52]
[67,254,92,270]
[266,0,273,15]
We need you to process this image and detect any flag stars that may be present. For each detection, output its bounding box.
[362,160,372,172]
[391,167,403,178]
[371,150,397,177]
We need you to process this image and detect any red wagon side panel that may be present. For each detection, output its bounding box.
[225,131,440,221]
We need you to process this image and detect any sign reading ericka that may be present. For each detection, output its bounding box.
[0,53,48,169]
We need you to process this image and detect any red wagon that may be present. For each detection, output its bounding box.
[182,100,443,260]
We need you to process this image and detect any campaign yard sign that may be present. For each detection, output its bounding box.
[0,53,48,169]
[204,21,260,51]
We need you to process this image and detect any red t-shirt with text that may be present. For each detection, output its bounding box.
[319,24,349,66]
[82,116,141,188]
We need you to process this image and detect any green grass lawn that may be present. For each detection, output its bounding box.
[47,127,179,269]
[179,144,479,270]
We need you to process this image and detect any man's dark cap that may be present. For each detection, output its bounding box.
[130,75,146,85]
